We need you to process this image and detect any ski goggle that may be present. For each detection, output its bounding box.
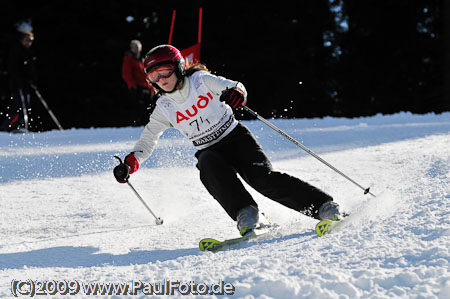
[146,64,175,83]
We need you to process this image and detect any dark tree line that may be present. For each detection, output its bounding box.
[337,0,446,116]
[0,0,447,131]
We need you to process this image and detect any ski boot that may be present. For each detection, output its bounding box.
[316,201,348,236]
[318,201,342,221]
[236,205,259,237]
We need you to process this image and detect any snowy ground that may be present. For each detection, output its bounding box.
[0,112,449,298]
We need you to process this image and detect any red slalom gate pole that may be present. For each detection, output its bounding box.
[198,7,203,44]
[168,10,176,44]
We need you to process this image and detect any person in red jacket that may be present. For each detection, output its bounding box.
[121,40,153,125]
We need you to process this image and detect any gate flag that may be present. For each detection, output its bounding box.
[169,8,203,64]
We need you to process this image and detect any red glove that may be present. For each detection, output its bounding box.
[125,153,140,174]
[220,88,246,109]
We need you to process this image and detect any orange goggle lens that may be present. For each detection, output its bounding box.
[147,64,175,83]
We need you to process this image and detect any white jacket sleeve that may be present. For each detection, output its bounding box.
[201,72,248,100]
[132,106,171,163]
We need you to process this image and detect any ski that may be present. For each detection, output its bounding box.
[199,226,272,252]
[199,217,343,251]
[315,219,343,236]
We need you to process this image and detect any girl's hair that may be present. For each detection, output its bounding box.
[185,62,210,76]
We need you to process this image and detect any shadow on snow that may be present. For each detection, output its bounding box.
[0,246,199,270]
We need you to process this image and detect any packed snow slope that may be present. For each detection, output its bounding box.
[0,112,449,298]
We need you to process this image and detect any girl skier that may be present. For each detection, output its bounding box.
[114,45,341,236]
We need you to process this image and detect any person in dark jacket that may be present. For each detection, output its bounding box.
[1,32,37,132]
[121,40,153,125]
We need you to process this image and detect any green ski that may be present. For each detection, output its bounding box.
[315,219,343,236]
[199,226,272,252]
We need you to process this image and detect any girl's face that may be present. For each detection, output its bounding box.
[147,64,178,92]
[156,72,178,92]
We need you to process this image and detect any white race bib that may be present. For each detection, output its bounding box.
[156,72,238,149]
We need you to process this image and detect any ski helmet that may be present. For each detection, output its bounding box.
[144,45,186,78]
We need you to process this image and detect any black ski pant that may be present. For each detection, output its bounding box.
[195,123,333,221]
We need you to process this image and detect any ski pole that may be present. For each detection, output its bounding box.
[126,180,164,225]
[243,105,376,197]
[114,156,164,225]
[30,84,63,130]
[18,89,29,132]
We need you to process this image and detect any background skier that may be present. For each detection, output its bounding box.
[114,45,342,236]
[1,31,37,132]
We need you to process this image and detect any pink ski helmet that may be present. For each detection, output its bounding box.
[144,45,186,77]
